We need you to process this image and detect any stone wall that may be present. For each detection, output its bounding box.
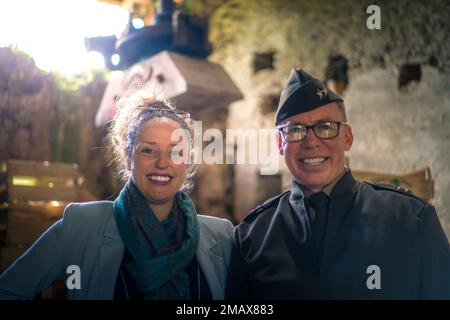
[0,46,236,219]
[201,0,450,237]
[346,67,450,237]
[189,105,235,220]
[0,47,120,200]
[0,48,54,161]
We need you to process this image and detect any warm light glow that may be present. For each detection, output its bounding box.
[12,175,75,188]
[111,53,121,66]
[12,176,38,187]
[49,201,63,207]
[26,200,65,207]
[0,0,129,75]
[132,18,145,29]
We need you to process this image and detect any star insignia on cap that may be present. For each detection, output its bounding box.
[316,87,328,100]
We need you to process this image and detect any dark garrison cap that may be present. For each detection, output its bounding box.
[275,68,343,125]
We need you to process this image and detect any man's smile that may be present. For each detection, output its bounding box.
[299,156,330,166]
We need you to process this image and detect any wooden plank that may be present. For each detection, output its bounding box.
[0,208,7,245]
[352,169,434,201]
[8,202,65,218]
[0,245,29,273]
[5,211,59,246]
[7,160,80,179]
[9,185,78,202]
[346,157,434,201]
[9,176,77,189]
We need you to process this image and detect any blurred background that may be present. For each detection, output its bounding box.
[0,0,449,278]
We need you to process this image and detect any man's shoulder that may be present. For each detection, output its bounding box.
[360,181,427,206]
[242,191,290,224]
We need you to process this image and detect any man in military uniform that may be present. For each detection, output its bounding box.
[226,68,450,299]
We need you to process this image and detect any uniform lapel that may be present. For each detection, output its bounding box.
[280,191,311,246]
[323,171,358,266]
[277,192,318,297]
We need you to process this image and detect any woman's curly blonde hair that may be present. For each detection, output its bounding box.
[106,84,197,193]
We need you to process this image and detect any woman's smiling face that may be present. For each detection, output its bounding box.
[129,117,188,205]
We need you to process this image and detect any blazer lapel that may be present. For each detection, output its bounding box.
[99,213,124,299]
[196,226,224,299]
[97,213,226,299]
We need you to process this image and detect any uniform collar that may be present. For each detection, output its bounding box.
[294,167,349,198]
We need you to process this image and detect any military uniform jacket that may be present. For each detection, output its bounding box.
[226,171,450,299]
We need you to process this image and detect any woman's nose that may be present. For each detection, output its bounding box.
[155,152,170,168]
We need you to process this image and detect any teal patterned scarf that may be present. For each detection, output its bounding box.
[113,180,199,299]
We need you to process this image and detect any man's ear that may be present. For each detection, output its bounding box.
[276,131,284,155]
[344,125,354,151]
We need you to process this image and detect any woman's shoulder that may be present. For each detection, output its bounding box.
[197,214,234,238]
[62,200,114,226]
[197,214,233,226]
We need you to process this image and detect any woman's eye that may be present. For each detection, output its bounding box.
[171,149,183,157]
[142,148,155,154]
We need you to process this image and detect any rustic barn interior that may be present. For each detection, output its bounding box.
[0,0,448,298]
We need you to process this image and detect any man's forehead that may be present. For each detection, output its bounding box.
[283,102,342,123]
[275,68,343,125]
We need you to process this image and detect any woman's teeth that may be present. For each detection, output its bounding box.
[301,157,326,165]
[148,175,171,182]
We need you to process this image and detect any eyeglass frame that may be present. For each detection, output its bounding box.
[277,120,349,142]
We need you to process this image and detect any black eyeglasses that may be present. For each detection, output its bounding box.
[277,121,348,142]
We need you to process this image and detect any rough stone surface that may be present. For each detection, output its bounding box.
[346,67,450,237]
[0,47,118,200]
[204,0,450,238]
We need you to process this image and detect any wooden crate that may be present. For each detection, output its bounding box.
[346,157,434,201]
[4,210,60,246]
[2,160,79,246]
[0,160,94,272]
[351,168,434,202]
[0,160,95,299]
[7,159,80,203]
[0,245,29,273]
[0,164,8,246]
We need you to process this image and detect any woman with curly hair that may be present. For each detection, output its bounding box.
[0,86,234,300]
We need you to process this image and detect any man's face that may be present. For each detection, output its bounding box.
[277,102,353,192]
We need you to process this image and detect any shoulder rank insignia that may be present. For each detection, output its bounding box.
[365,181,410,193]
[364,181,426,204]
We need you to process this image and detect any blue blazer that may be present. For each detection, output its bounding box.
[0,201,234,300]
